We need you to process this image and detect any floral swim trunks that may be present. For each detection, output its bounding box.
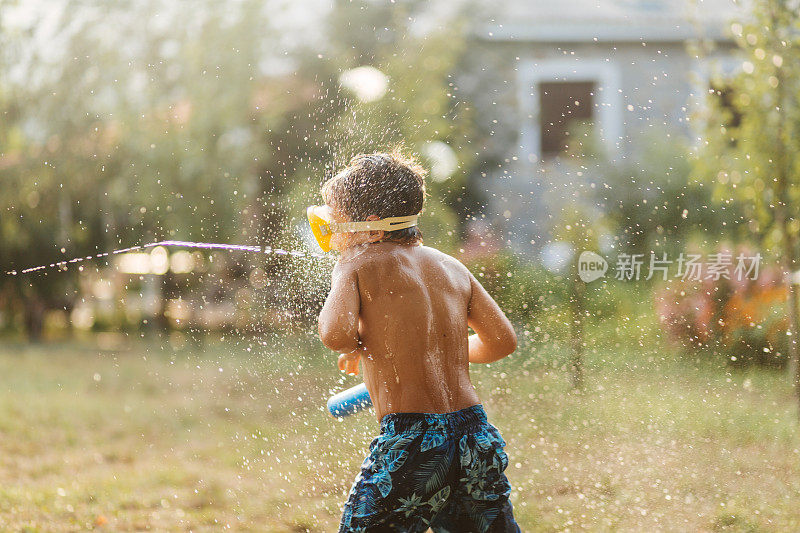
[339,404,520,533]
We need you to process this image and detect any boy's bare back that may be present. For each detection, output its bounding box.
[319,241,516,420]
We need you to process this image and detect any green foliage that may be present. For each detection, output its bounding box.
[655,271,790,369]
[593,134,736,256]
[691,0,800,257]
[292,0,478,252]
[0,0,478,335]
[464,252,647,347]
[687,0,800,372]
[466,252,567,324]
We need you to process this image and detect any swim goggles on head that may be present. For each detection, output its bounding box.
[306,205,419,252]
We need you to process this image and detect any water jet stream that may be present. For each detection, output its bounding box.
[4,240,329,276]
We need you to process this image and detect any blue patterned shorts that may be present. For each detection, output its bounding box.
[339,405,520,533]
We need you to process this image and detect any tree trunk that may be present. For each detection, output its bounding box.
[769,1,800,417]
[782,253,800,391]
[776,188,800,412]
[570,263,585,391]
[777,198,800,392]
[23,293,45,342]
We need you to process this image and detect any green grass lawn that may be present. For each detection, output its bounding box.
[1,331,799,532]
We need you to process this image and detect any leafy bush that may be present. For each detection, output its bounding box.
[654,261,788,368]
[463,252,644,346]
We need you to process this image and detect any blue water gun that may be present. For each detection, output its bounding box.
[327,383,372,417]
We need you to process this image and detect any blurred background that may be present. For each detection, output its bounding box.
[2,0,800,531]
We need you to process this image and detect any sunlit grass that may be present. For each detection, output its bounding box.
[0,331,798,531]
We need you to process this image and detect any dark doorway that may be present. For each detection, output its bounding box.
[539,81,595,157]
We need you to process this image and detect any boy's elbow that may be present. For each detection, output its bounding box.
[319,322,358,353]
[497,328,517,359]
[479,331,517,364]
[318,322,341,350]
[506,333,518,356]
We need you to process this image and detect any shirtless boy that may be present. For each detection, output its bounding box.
[313,152,520,532]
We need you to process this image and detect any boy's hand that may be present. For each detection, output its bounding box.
[338,350,361,375]
[338,341,368,375]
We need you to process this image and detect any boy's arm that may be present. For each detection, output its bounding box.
[466,271,517,364]
[318,261,361,354]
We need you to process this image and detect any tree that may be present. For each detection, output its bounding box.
[553,201,613,390]
[692,0,800,414]
[0,0,481,336]
[0,0,292,336]
[321,0,477,249]
[591,134,736,258]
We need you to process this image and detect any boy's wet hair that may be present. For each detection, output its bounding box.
[322,151,426,245]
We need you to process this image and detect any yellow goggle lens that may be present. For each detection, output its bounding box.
[306,206,332,252]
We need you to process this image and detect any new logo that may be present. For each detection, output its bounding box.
[578,251,608,282]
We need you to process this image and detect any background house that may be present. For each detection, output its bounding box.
[462,0,749,256]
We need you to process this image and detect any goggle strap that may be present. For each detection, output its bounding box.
[329,215,419,234]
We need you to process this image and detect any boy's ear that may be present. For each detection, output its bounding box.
[365,214,384,243]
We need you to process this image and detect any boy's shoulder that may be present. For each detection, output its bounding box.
[342,244,471,278]
[417,245,471,273]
